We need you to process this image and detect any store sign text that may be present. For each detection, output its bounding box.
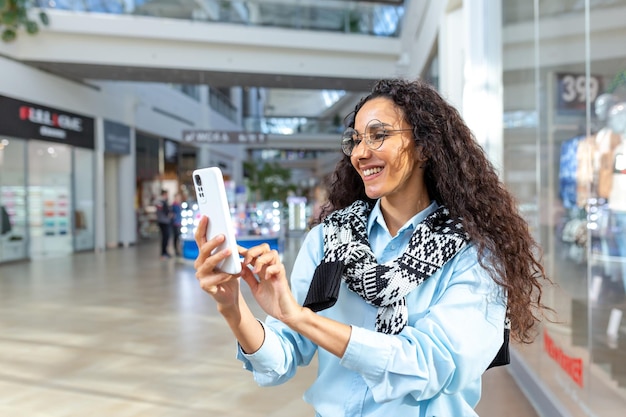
[0,95,94,149]
[19,106,83,132]
[182,130,267,144]
[544,329,584,387]
[40,126,66,139]
[556,73,602,115]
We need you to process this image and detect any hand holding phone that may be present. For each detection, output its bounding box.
[192,167,242,275]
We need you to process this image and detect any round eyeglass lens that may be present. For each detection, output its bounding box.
[341,128,357,156]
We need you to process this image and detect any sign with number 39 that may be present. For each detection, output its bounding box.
[556,73,602,115]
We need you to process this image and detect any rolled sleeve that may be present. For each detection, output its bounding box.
[236,320,308,386]
[341,326,392,381]
[237,321,284,373]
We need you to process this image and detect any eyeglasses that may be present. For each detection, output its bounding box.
[341,119,413,156]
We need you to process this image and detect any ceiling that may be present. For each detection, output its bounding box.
[24,1,409,92]
[19,0,414,118]
[29,61,378,92]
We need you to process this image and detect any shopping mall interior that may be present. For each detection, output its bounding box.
[2,1,626,416]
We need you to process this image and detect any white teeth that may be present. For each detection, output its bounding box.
[363,167,382,177]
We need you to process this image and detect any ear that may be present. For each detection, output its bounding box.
[415,145,429,167]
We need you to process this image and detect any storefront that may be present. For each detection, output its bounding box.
[172,140,199,200]
[0,95,95,262]
[501,2,626,416]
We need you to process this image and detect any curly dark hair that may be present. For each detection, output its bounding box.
[320,78,552,344]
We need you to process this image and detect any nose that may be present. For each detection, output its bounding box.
[351,138,370,158]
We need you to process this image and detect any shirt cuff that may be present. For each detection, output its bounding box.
[340,325,391,381]
[236,320,284,373]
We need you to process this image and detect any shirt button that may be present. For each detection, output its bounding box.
[390,245,396,250]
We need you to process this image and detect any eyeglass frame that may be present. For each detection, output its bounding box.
[341,119,414,156]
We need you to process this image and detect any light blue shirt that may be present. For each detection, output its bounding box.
[238,201,507,417]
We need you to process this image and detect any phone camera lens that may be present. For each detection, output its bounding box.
[194,174,202,186]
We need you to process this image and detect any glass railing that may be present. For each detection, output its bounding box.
[171,84,201,101]
[503,0,626,24]
[249,148,322,162]
[34,0,406,37]
[209,86,237,123]
[243,116,343,135]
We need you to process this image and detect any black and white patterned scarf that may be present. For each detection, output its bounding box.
[303,200,469,335]
[303,201,511,369]
[303,199,511,369]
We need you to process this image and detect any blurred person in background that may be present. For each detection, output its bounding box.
[171,192,183,257]
[155,189,171,259]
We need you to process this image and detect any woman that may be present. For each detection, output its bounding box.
[194,78,550,416]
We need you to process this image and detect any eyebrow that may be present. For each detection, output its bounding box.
[369,122,385,126]
[355,121,392,130]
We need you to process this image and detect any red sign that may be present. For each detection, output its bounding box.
[544,329,584,387]
[19,105,84,132]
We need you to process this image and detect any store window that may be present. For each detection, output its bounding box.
[28,140,73,259]
[178,144,198,197]
[0,137,27,262]
[502,1,626,415]
[136,132,162,240]
[74,147,95,251]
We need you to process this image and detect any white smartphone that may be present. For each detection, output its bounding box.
[192,167,242,275]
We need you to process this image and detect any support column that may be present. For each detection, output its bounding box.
[439,0,503,173]
[94,117,106,252]
[118,129,137,247]
[462,0,504,172]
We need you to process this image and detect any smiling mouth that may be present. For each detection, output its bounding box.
[362,167,382,177]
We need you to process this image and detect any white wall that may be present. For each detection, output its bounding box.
[0,57,242,143]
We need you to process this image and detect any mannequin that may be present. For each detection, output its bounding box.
[596,93,618,122]
[607,102,626,209]
[598,96,623,198]
[606,102,626,301]
[576,93,621,206]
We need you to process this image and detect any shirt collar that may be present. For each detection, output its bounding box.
[367,199,439,236]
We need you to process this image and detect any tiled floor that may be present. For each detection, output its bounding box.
[0,239,539,416]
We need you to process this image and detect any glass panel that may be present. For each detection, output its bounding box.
[527,1,594,413]
[178,145,197,195]
[500,0,544,395]
[0,137,27,262]
[28,140,73,259]
[73,147,95,251]
[588,0,626,403]
[35,0,407,37]
[503,0,626,24]
[209,86,237,123]
[135,132,160,181]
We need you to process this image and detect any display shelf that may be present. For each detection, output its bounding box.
[0,185,27,262]
[0,239,27,261]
